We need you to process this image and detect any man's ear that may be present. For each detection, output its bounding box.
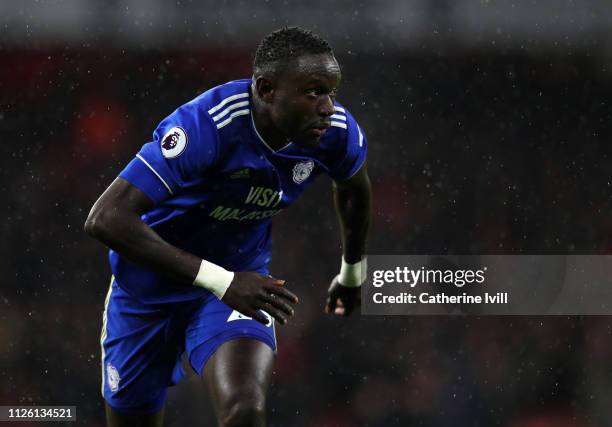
[254,76,275,103]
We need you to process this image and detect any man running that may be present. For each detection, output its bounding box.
[85,26,371,426]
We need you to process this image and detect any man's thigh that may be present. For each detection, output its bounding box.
[101,279,189,417]
[185,295,278,425]
[203,339,275,426]
[185,294,277,377]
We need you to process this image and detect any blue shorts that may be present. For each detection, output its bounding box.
[100,277,276,415]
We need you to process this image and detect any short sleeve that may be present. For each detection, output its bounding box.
[326,107,368,181]
[119,102,218,205]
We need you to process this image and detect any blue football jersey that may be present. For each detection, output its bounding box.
[111,79,367,303]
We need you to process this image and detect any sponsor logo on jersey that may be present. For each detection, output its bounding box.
[292,160,314,184]
[209,205,283,222]
[227,309,273,327]
[208,186,284,222]
[161,126,188,158]
[106,363,121,392]
[245,186,283,207]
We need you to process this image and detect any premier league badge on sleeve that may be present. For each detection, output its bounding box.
[161,126,188,158]
[292,160,314,184]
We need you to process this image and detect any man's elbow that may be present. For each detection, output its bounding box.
[84,209,111,239]
[84,213,99,238]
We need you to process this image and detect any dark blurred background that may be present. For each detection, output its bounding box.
[1,1,611,426]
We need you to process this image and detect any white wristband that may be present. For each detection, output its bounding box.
[192,259,235,299]
[337,256,367,287]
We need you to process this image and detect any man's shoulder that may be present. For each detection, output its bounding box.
[331,102,350,130]
[200,79,251,110]
[179,79,251,116]
[317,102,361,147]
[169,79,252,131]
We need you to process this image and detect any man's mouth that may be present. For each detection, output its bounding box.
[309,122,331,137]
[312,122,331,130]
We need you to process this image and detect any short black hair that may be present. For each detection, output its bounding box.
[253,27,334,77]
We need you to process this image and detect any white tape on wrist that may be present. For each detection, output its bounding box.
[337,256,367,288]
[192,259,235,299]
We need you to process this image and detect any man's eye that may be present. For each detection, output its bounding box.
[306,88,338,98]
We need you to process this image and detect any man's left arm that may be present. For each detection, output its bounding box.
[326,161,372,316]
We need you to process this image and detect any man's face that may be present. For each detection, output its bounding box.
[268,53,341,148]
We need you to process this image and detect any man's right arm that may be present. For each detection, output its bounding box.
[84,177,202,283]
[84,177,297,324]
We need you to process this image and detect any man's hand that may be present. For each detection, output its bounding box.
[325,276,361,317]
[222,272,298,325]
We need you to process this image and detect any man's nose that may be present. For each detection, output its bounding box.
[318,96,334,117]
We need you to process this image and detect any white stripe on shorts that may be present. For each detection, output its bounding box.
[100,277,113,396]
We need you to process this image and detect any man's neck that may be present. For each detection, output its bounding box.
[250,88,291,152]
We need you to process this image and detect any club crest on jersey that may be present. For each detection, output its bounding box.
[292,160,314,184]
[106,363,121,392]
[161,126,187,158]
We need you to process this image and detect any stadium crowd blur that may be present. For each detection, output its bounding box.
[2,5,612,427]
